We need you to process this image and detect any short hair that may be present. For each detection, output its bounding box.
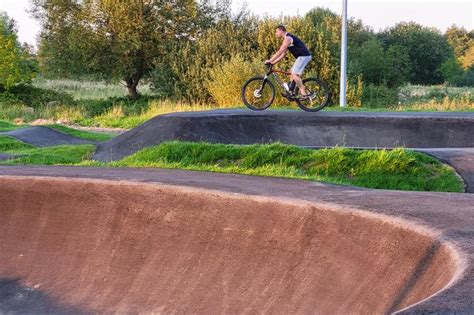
[276,25,286,32]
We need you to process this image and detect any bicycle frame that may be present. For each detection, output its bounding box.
[263,65,292,92]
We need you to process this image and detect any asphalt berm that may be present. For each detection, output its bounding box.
[93,110,474,161]
[92,110,474,192]
[0,126,95,147]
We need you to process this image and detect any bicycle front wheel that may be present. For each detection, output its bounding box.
[241,76,275,111]
[295,78,331,112]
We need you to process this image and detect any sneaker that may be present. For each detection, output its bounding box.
[297,92,316,100]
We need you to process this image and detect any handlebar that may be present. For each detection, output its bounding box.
[264,63,273,75]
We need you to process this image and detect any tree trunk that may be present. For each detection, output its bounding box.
[125,77,140,99]
[127,84,139,98]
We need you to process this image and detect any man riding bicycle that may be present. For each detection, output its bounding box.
[265,25,312,98]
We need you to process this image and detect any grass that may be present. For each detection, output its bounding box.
[47,124,115,141]
[83,142,464,193]
[0,136,463,192]
[33,78,154,100]
[0,143,95,165]
[0,120,24,132]
[0,136,35,151]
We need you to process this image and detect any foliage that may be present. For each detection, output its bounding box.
[445,25,474,69]
[350,39,412,87]
[207,55,261,107]
[0,136,35,151]
[0,13,36,90]
[103,142,463,192]
[33,0,201,97]
[379,22,453,85]
[0,120,23,132]
[33,78,154,100]
[0,144,95,165]
[361,84,398,108]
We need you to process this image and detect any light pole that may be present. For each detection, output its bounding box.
[340,0,348,107]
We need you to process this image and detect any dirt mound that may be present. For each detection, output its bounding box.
[0,177,459,314]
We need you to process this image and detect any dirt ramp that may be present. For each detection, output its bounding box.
[0,177,459,314]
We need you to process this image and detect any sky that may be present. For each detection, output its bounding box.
[1,0,473,48]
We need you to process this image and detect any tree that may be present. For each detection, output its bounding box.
[445,25,472,59]
[379,22,453,84]
[0,13,35,90]
[33,0,199,98]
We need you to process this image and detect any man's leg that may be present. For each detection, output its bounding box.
[290,56,311,96]
[291,73,306,95]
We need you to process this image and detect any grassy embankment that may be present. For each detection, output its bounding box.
[0,136,461,192]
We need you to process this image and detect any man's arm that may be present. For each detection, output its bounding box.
[266,36,291,64]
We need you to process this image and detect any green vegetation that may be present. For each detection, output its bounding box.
[83,142,463,193]
[0,120,23,132]
[47,125,115,141]
[0,142,95,165]
[0,137,464,192]
[0,13,36,90]
[33,79,154,100]
[0,136,34,151]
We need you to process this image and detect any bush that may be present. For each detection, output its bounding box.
[7,84,75,107]
[450,68,474,87]
[207,55,262,107]
[361,84,398,108]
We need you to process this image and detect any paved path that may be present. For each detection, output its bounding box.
[0,126,95,147]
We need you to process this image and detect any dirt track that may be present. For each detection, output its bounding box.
[0,166,473,314]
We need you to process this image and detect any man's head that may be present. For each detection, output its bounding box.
[275,25,286,38]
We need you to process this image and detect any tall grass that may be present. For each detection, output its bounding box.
[81,100,218,128]
[33,78,154,100]
[87,142,463,192]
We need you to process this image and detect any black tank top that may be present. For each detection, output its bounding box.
[286,33,311,58]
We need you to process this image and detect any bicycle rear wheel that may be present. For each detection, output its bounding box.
[295,78,331,112]
[241,76,275,111]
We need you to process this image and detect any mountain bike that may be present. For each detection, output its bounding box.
[241,64,331,112]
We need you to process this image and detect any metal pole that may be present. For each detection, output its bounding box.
[340,0,348,107]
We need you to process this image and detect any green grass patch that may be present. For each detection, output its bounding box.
[0,120,24,132]
[0,144,95,165]
[85,142,463,193]
[0,136,35,151]
[47,124,115,141]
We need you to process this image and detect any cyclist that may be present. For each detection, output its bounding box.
[265,25,312,98]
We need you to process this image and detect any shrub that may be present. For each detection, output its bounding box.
[361,84,398,108]
[8,84,75,108]
[207,55,262,107]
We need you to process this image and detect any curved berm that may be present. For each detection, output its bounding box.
[93,110,474,161]
[0,175,467,314]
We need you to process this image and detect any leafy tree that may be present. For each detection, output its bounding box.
[459,42,474,69]
[152,7,259,101]
[0,12,35,90]
[349,39,388,85]
[445,25,473,60]
[441,58,464,83]
[33,0,200,98]
[379,22,453,84]
[350,40,411,87]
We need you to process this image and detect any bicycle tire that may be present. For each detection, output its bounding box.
[241,76,276,111]
[295,78,331,112]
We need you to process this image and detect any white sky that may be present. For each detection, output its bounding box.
[1,0,473,47]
